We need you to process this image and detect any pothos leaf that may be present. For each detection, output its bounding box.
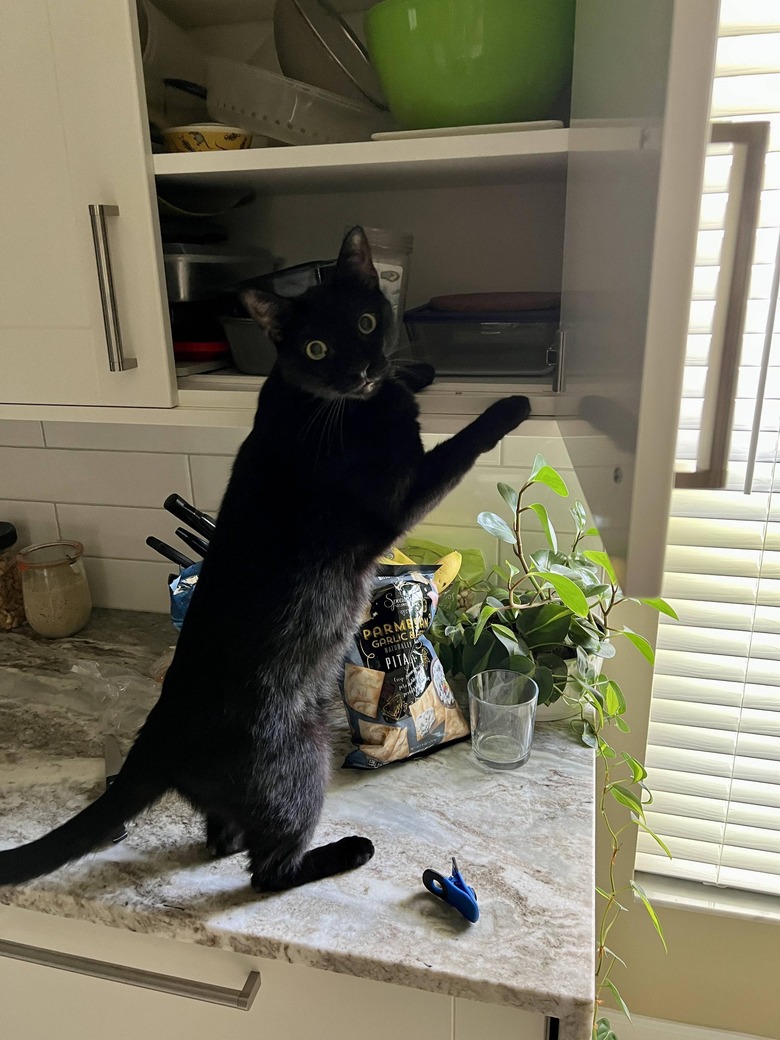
[477,511,516,544]
[532,571,589,616]
[497,482,519,513]
[530,465,569,497]
[602,979,632,1023]
[527,502,558,552]
[582,549,617,585]
[473,603,502,642]
[620,626,656,664]
[570,499,587,534]
[630,880,668,952]
[639,596,679,620]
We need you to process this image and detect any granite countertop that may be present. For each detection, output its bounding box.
[0,610,594,1039]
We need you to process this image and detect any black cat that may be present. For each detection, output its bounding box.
[0,228,530,892]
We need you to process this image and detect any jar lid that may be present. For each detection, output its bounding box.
[364,227,413,253]
[0,522,18,551]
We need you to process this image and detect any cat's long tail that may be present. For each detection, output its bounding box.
[0,765,167,885]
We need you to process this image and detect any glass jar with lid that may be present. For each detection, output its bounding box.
[0,522,25,630]
[17,540,92,638]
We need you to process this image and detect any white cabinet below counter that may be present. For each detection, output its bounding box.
[0,905,547,1040]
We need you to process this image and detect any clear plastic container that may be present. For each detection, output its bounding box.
[206,58,393,146]
[404,306,560,377]
[17,540,92,639]
[0,522,24,630]
[362,227,413,353]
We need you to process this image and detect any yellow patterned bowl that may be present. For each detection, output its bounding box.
[162,123,252,152]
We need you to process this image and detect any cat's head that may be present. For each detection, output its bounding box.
[240,227,392,401]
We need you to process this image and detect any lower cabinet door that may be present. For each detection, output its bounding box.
[0,906,456,1040]
[455,996,549,1040]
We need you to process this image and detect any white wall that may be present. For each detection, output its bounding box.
[0,417,582,615]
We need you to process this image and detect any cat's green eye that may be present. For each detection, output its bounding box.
[305,340,329,361]
[358,313,377,334]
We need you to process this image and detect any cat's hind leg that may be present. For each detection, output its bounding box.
[248,834,374,892]
[205,813,246,858]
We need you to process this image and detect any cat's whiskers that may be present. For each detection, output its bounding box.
[299,396,331,443]
[314,397,339,463]
[337,397,346,457]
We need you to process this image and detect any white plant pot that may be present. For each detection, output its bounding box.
[535,696,579,723]
[534,656,601,724]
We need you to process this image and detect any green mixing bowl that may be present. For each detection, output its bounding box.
[365,0,575,131]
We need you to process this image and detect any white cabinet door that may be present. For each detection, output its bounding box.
[455,997,548,1040]
[559,0,719,594]
[0,905,453,1040]
[0,0,175,407]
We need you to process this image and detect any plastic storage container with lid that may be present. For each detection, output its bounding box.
[403,305,560,378]
[0,522,24,630]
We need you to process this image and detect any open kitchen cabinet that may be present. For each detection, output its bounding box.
[0,0,720,593]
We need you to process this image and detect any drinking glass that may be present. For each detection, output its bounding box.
[468,669,538,769]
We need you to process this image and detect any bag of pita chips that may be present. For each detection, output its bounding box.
[340,558,469,769]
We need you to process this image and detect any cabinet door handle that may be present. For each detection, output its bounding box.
[675,121,769,490]
[88,203,138,373]
[0,938,261,1010]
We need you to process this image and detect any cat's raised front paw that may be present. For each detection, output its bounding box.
[484,395,532,437]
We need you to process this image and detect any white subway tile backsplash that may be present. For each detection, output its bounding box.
[502,421,571,469]
[57,505,186,563]
[0,500,59,548]
[0,420,44,448]
[423,465,578,533]
[408,523,501,569]
[0,447,192,507]
[420,432,501,467]
[83,558,173,613]
[0,415,578,614]
[43,421,249,457]
[189,455,233,513]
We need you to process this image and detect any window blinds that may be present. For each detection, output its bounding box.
[636,3,780,897]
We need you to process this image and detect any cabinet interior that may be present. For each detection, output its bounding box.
[141,0,573,400]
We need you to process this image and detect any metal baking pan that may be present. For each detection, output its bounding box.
[221,317,276,375]
[163,246,273,302]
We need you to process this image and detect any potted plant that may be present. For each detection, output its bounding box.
[408,455,671,725]
[404,455,674,1037]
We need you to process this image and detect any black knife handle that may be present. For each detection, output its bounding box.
[146,536,194,570]
[163,493,216,540]
[175,527,209,558]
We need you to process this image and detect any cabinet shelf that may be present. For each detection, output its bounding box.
[153,129,570,192]
[176,369,560,419]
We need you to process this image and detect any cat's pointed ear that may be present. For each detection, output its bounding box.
[240,289,290,344]
[335,226,378,290]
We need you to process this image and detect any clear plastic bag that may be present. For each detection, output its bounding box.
[69,660,159,738]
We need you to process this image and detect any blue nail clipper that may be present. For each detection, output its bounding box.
[422,857,480,923]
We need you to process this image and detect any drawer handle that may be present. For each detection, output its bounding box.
[675,121,768,490]
[88,203,138,374]
[0,938,261,1010]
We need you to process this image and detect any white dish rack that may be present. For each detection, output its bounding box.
[206,58,394,146]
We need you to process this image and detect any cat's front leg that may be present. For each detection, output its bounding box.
[402,395,531,527]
